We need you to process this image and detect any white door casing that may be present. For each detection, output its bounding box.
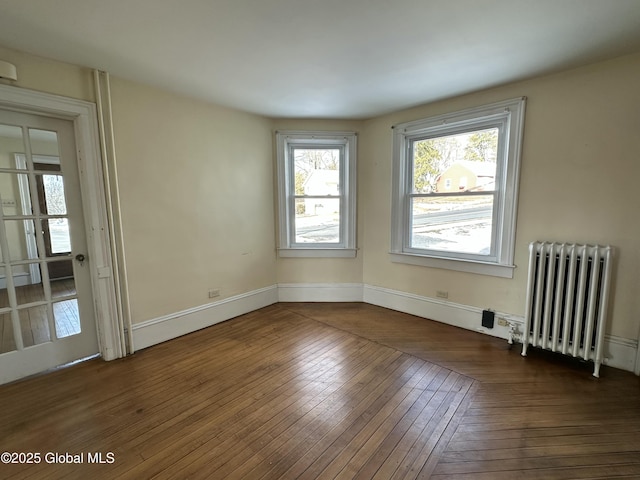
[0,84,122,384]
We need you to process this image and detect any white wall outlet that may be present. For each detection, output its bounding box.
[436,290,449,299]
[497,318,509,327]
[208,289,220,298]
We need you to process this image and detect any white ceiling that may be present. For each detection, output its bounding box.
[0,0,639,119]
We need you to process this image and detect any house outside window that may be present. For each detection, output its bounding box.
[390,98,526,278]
[276,131,357,257]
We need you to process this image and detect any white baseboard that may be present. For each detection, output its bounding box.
[363,284,638,374]
[363,284,522,340]
[278,283,364,302]
[131,286,278,351]
[605,335,640,373]
[129,281,638,375]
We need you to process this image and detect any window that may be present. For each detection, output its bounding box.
[390,98,526,277]
[276,131,357,257]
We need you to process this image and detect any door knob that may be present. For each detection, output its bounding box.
[75,254,86,262]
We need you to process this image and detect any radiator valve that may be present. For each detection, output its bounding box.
[507,321,521,345]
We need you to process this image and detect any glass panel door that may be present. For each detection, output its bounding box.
[0,109,97,375]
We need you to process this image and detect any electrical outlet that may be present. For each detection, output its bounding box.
[208,289,220,298]
[497,318,509,327]
[436,290,449,299]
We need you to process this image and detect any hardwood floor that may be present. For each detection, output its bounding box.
[0,302,638,479]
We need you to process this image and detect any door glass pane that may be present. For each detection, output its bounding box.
[19,305,51,347]
[0,124,24,168]
[20,262,42,287]
[53,299,80,338]
[5,219,39,261]
[294,197,340,244]
[0,266,17,352]
[42,219,71,255]
[410,195,494,254]
[0,266,7,306]
[29,129,60,158]
[0,172,32,216]
[0,311,16,354]
[51,277,76,299]
[15,281,45,306]
[46,258,74,282]
[41,174,67,215]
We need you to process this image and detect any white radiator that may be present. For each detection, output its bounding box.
[521,241,614,377]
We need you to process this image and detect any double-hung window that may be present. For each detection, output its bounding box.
[390,98,526,277]
[276,131,357,257]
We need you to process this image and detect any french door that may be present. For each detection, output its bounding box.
[0,108,98,382]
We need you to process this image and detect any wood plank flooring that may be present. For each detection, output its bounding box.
[0,302,638,479]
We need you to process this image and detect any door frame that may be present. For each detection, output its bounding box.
[0,84,123,362]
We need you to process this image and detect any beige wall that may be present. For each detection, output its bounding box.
[271,119,364,284]
[361,52,640,340]
[110,78,276,322]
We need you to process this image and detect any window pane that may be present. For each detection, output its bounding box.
[294,197,340,244]
[294,148,340,196]
[412,128,498,194]
[410,195,494,254]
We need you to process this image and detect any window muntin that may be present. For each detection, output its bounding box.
[276,131,357,257]
[391,98,526,276]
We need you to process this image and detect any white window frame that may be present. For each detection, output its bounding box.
[276,130,357,258]
[390,97,526,278]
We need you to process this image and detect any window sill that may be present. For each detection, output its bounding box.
[389,252,515,278]
[279,248,358,258]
